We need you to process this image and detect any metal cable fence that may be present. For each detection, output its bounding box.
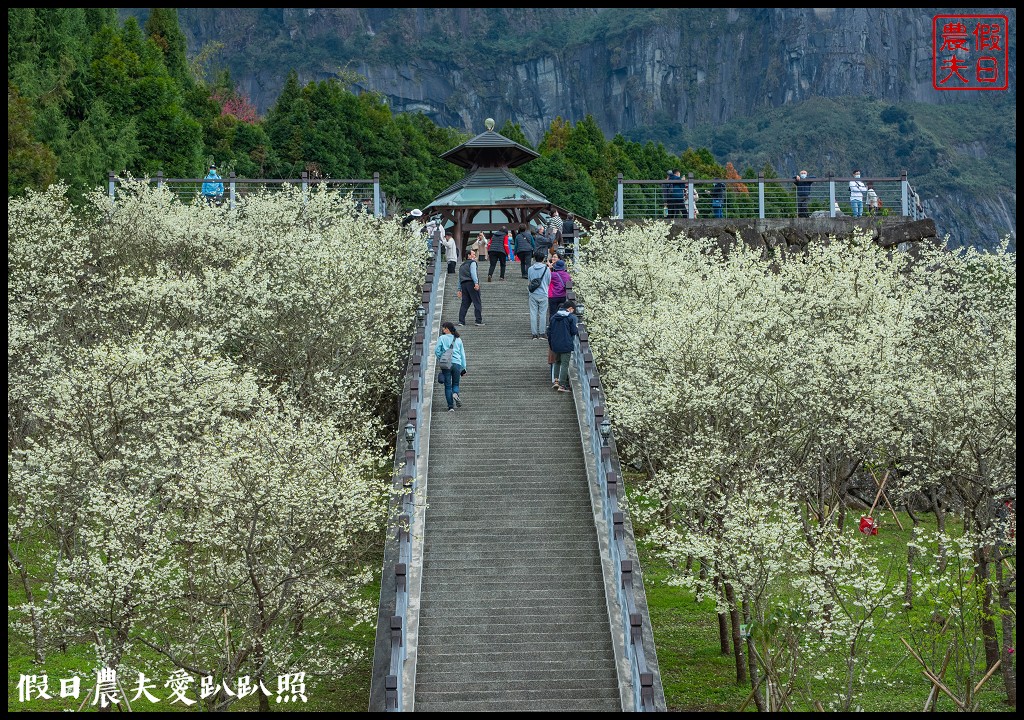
[614,174,920,221]
[109,172,383,215]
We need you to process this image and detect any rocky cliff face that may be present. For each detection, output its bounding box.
[129,8,1017,249]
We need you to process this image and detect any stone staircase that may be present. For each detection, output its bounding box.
[414,266,621,711]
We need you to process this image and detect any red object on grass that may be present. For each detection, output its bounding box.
[859,516,878,535]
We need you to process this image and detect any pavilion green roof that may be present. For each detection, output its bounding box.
[429,167,549,207]
[439,129,539,169]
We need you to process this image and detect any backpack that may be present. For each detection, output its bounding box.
[439,338,455,370]
[528,267,548,293]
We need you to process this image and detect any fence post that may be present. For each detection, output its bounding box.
[229,171,236,210]
[901,171,909,217]
[829,173,836,217]
[373,172,382,218]
[687,174,695,219]
[616,173,624,219]
[301,171,309,205]
[757,173,765,219]
[108,171,116,203]
[156,170,164,190]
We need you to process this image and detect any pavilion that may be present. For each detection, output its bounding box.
[423,118,588,257]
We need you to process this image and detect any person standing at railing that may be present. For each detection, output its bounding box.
[865,182,879,216]
[849,170,867,217]
[201,164,224,206]
[441,233,458,274]
[547,299,579,394]
[793,170,814,218]
[547,210,564,239]
[669,170,686,218]
[711,182,726,218]
[561,213,576,245]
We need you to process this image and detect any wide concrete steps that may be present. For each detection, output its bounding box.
[416,268,620,711]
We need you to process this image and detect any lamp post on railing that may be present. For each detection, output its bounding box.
[416,305,426,328]
[600,418,612,447]
[403,422,416,449]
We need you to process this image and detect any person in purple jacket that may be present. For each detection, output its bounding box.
[547,258,571,319]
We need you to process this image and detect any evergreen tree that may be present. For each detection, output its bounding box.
[144,9,192,91]
[8,83,57,195]
[59,99,139,193]
[519,150,597,218]
[89,17,203,177]
[498,120,533,149]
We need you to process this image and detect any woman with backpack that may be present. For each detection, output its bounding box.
[434,321,467,412]
[547,258,571,319]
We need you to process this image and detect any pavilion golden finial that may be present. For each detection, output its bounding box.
[484,118,495,131]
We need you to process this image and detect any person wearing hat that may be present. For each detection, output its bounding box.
[486,226,510,281]
[201,163,224,206]
[401,208,424,227]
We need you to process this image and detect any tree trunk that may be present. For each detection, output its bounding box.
[724,582,747,683]
[930,488,947,573]
[714,573,730,655]
[997,552,1016,707]
[905,513,920,608]
[742,599,765,712]
[976,547,1001,671]
[8,542,45,663]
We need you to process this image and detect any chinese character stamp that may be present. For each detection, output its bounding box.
[933,14,1009,91]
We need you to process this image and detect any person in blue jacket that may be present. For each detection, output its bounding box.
[547,299,579,393]
[434,321,467,412]
[201,164,224,205]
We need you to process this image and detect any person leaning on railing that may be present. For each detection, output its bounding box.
[201,163,224,206]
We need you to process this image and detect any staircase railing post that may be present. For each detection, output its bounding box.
[616,173,624,219]
[108,171,116,204]
[374,171,382,218]
[757,173,765,219]
[301,171,309,205]
[229,171,236,210]
[901,171,910,217]
[687,174,695,219]
[829,173,836,217]
[156,169,164,190]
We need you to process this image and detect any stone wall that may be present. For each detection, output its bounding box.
[610,217,940,255]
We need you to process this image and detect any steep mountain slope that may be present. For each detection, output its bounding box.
[124,8,1016,248]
